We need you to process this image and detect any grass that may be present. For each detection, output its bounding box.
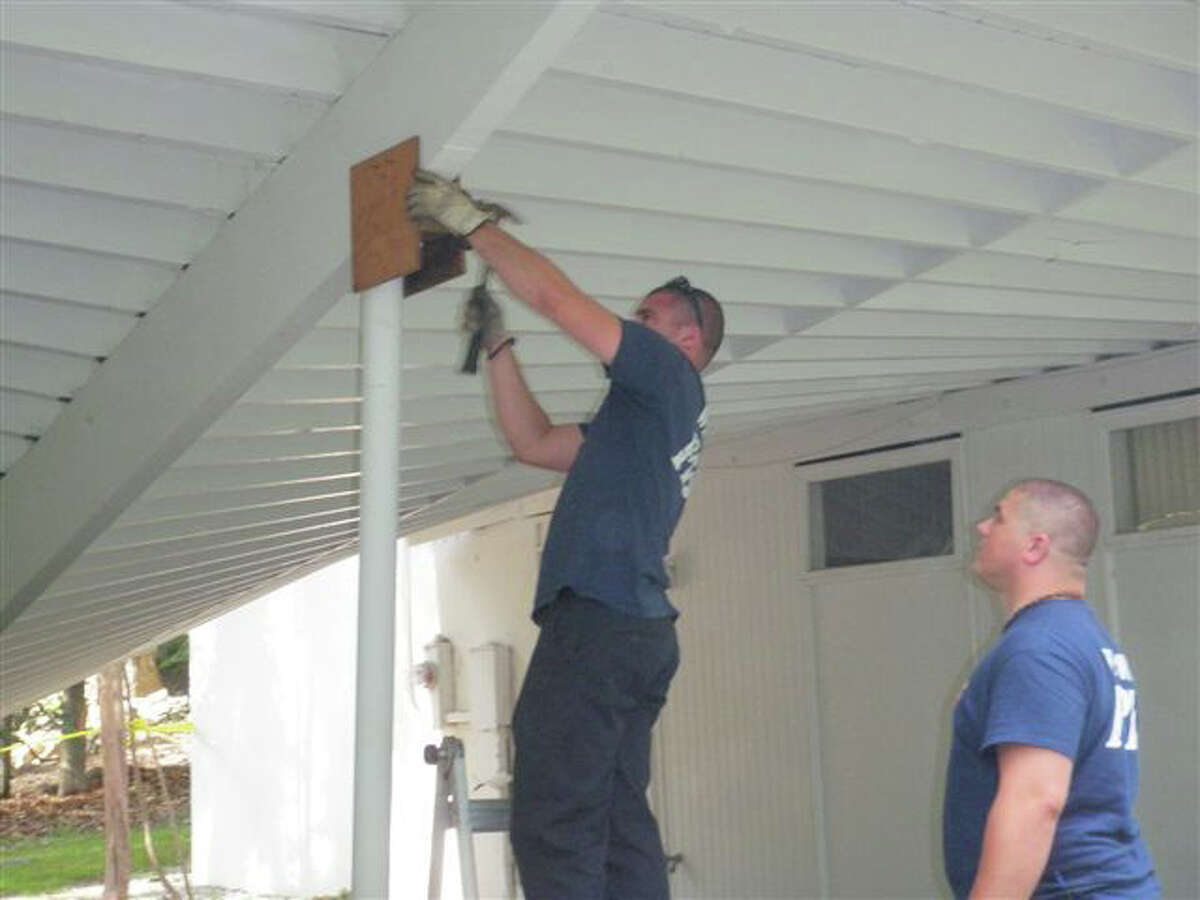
[0,824,190,896]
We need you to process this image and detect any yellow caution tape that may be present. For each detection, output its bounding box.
[0,720,193,755]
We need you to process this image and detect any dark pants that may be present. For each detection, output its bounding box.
[510,591,679,900]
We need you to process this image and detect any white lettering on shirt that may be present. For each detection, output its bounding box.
[1101,647,1139,751]
[671,406,708,500]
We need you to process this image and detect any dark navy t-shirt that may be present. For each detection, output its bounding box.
[943,596,1159,898]
[533,319,706,620]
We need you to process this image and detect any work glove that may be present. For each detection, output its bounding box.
[407,169,515,238]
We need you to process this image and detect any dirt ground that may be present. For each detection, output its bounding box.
[0,758,190,839]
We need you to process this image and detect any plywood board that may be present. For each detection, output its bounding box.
[350,136,421,293]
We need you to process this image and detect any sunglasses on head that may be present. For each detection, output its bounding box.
[653,276,712,330]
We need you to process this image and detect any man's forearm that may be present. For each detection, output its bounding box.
[485,344,581,472]
[468,224,582,319]
[486,346,551,456]
[970,790,1061,898]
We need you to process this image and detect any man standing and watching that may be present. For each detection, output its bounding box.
[944,479,1159,898]
[409,171,724,899]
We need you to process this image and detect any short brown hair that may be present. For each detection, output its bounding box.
[1012,479,1100,562]
[649,276,725,367]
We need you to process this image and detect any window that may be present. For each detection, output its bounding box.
[809,460,954,569]
[1110,416,1200,533]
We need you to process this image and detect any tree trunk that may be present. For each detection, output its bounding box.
[59,681,89,796]
[100,663,131,900]
[0,714,15,800]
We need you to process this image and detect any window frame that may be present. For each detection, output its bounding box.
[797,437,965,579]
[1095,394,1200,549]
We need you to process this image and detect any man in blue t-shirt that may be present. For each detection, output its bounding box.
[944,479,1159,897]
[410,171,725,899]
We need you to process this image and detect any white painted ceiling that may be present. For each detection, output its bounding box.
[1,1,1197,710]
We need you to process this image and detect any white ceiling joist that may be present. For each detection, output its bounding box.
[636,2,1196,135]
[1,1,385,97]
[0,2,600,632]
[0,48,329,160]
[504,74,1097,214]
[562,13,1184,178]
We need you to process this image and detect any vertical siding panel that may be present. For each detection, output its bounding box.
[658,465,820,898]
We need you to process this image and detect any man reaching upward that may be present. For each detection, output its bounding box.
[409,171,724,899]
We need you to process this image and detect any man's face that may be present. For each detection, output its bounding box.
[634,291,697,347]
[972,490,1029,589]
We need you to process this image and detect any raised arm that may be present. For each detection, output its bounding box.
[407,171,605,471]
[970,744,1072,898]
[467,224,621,365]
[407,170,622,364]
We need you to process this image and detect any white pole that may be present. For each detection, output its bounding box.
[353,278,402,897]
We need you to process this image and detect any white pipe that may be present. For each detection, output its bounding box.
[353,278,402,897]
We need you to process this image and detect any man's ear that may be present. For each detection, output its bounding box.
[1023,532,1052,565]
[678,322,703,355]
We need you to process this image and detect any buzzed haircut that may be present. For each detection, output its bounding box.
[1012,478,1100,563]
[649,277,726,368]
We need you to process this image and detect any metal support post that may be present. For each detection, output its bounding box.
[352,278,403,897]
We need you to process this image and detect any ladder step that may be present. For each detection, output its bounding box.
[467,798,510,833]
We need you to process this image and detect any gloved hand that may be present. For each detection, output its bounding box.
[462,278,507,354]
[408,169,505,238]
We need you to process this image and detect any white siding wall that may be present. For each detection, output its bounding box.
[191,556,360,896]
[657,396,1198,899]
[194,375,1197,899]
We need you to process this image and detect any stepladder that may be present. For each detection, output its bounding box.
[425,736,511,900]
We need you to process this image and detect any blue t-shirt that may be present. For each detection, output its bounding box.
[944,595,1158,898]
[533,320,706,620]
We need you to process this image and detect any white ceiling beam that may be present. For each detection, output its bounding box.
[954,1,1198,71]
[467,134,1018,249]
[505,73,1094,214]
[117,479,461,529]
[0,1,386,97]
[1,242,176,313]
[2,181,223,265]
[95,494,363,551]
[866,283,1199,322]
[560,12,1184,177]
[143,455,504,500]
[1,293,139,358]
[1,118,274,214]
[0,390,64,437]
[630,2,1196,136]
[1132,144,1197,192]
[70,512,364,578]
[805,309,1199,342]
[921,249,1198,302]
[706,371,1032,404]
[501,198,915,280]
[985,218,1197,273]
[0,49,326,160]
[0,2,600,629]
[190,1,411,35]
[705,355,1095,386]
[1053,181,1197,239]
[274,327,595,371]
[742,336,1146,363]
[0,345,97,398]
[0,436,33,471]
[398,465,564,539]
[31,531,365,624]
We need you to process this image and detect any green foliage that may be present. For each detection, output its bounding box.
[0,825,189,895]
[154,635,189,696]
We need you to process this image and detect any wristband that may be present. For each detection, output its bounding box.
[487,336,517,360]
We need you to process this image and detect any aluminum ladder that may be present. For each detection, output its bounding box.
[425,736,511,900]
